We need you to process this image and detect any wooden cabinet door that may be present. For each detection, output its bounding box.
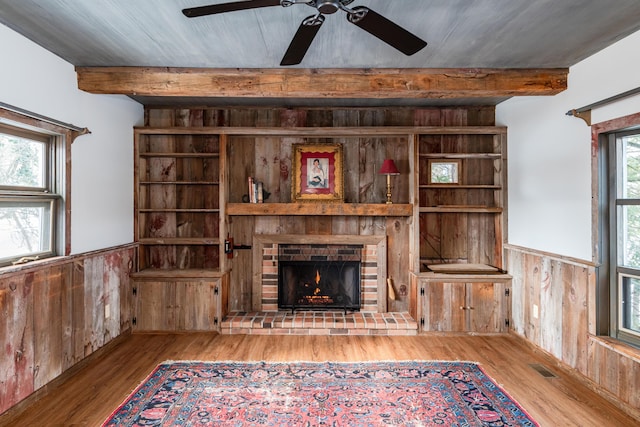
[467,282,507,333]
[422,282,466,332]
[420,280,509,333]
[133,280,219,332]
[174,281,219,331]
[133,281,176,331]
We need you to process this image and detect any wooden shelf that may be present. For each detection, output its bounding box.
[418,271,513,282]
[227,203,413,216]
[131,268,223,280]
[419,184,501,189]
[140,181,219,185]
[419,153,501,159]
[139,152,219,158]
[138,209,220,213]
[139,238,220,245]
[135,126,507,137]
[419,206,502,213]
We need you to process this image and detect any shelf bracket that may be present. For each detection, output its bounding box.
[566,109,591,126]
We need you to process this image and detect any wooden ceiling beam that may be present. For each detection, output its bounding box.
[76,67,567,99]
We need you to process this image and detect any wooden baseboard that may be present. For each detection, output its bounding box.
[0,329,132,423]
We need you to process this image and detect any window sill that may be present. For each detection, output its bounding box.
[589,335,640,364]
[0,256,68,276]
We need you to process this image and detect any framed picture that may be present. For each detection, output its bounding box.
[428,159,461,184]
[292,143,344,202]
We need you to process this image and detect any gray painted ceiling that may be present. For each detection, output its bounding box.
[2,0,640,107]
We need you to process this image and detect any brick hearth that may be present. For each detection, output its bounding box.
[220,311,418,336]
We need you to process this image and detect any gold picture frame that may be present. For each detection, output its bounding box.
[292,143,344,202]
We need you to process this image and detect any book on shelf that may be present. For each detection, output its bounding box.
[257,181,263,203]
[247,176,263,203]
[248,176,254,203]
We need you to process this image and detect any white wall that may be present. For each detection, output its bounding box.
[0,23,143,254]
[497,30,640,261]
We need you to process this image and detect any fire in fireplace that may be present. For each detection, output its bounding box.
[278,244,362,312]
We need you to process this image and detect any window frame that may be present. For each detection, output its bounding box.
[600,128,640,348]
[0,108,72,268]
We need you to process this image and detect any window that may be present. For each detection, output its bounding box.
[0,122,64,266]
[601,129,640,347]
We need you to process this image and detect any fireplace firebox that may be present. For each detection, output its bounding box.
[278,244,362,312]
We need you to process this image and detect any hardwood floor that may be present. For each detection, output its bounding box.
[1,332,637,426]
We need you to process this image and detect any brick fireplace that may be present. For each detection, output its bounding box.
[265,243,378,312]
[252,235,388,313]
[220,234,418,335]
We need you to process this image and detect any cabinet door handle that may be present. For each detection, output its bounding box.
[460,306,474,310]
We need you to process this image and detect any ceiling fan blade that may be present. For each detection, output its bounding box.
[347,6,427,56]
[280,15,325,66]
[183,0,282,18]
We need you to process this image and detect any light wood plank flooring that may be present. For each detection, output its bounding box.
[1,333,638,426]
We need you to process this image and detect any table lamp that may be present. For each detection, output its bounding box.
[378,159,400,204]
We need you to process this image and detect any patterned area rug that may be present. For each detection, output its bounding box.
[102,361,538,426]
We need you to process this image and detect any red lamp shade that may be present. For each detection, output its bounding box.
[378,159,400,175]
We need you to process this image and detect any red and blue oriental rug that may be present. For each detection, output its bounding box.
[102,360,538,426]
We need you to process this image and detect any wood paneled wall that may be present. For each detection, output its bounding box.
[145,106,496,313]
[0,245,135,414]
[505,245,640,417]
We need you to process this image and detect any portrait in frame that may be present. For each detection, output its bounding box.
[292,143,343,202]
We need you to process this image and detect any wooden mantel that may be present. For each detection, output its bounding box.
[76,67,568,99]
[227,203,413,217]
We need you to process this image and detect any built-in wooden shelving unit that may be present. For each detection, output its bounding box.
[416,131,507,269]
[134,128,223,276]
[132,107,508,332]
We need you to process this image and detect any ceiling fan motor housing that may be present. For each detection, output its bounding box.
[316,0,341,14]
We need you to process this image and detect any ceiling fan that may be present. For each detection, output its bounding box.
[182,0,427,66]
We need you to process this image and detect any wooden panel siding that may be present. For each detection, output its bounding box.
[0,245,135,414]
[505,245,640,418]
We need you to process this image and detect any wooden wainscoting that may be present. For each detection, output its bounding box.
[0,245,136,414]
[505,244,640,418]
